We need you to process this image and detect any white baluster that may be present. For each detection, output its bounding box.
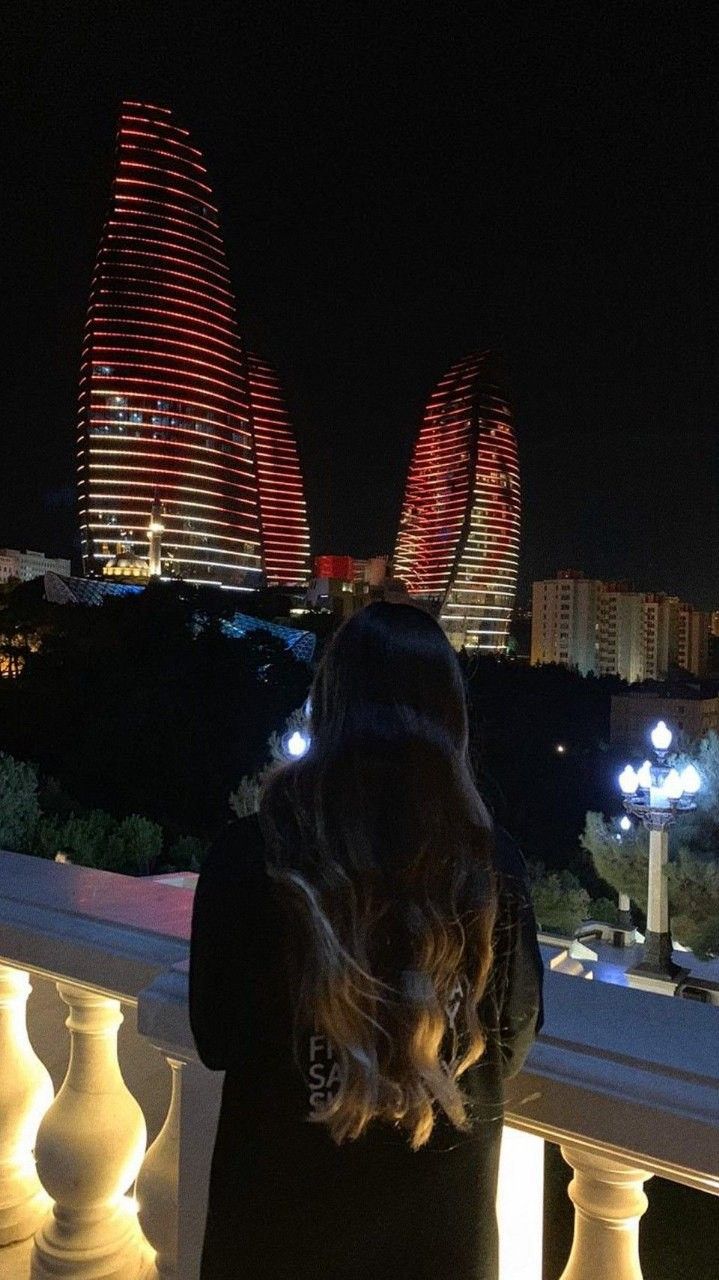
[31,982,147,1279]
[135,1057,182,1280]
[559,1143,652,1280]
[0,964,54,1244]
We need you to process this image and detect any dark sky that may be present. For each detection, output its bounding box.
[4,1,718,605]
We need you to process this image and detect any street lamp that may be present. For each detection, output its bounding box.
[617,720,701,984]
[282,728,311,759]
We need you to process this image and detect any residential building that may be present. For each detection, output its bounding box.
[532,572,709,681]
[598,587,645,682]
[0,549,71,584]
[642,594,679,680]
[531,572,601,675]
[610,688,719,751]
[677,603,710,677]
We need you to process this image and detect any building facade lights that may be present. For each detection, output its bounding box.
[247,353,311,586]
[78,103,309,589]
[393,351,521,651]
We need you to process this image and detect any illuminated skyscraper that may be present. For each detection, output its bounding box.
[247,352,311,585]
[394,351,521,651]
[78,102,309,588]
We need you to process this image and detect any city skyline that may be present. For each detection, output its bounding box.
[4,6,718,606]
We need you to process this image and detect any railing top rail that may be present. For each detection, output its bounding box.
[507,969,719,1193]
[0,850,193,940]
[0,850,190,1000]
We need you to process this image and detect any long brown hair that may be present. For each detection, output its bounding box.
[260,602,497,1149]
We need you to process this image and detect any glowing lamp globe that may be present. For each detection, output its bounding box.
[283,730,310,759]
[650,720,672,752]
[681,763,701,795]
[664,769,684,801]
[620,815,632,832]
[619,766,638,795]
[636,761,652,789]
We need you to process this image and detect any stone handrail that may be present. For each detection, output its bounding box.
[1,849,718,1280]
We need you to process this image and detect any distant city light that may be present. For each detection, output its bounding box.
[555,743,566,754]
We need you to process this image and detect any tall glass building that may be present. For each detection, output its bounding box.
[78,102,309,588]
[394,351,521,651]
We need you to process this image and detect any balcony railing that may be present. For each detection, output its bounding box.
[1,848,718,1280]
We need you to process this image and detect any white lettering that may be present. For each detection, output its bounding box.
[309,1062,325,1087]
[326,1062,342,1089]
[309,1035,325,1061]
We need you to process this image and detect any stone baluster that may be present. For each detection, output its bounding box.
[135,966,224,1280]
[0,964,54,1245]
[31,982,148,1279]
[559,1144,652,1280]
[135,1057,183,1280]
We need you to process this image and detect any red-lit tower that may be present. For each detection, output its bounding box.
[78,102,270,588]
[247,352,311,585]
[394,351,521,651]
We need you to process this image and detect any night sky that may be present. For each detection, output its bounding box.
[5,2,718,606]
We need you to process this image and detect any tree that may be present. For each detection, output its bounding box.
[461,652,625,881]
[581,811,649,909]
[0,753,41,852]
[529,867,591,936]
[103,814,163,876]
[229,706,306,819]
[0,582,311,842]
[589,896,620,926]
[51,810,117,866]
[166,834,207,871]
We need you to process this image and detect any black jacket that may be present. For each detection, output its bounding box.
[190,815,543,1280]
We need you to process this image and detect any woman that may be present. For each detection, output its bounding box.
[190,602,543,1280]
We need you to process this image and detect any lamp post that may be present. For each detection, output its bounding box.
[618,720,702,985]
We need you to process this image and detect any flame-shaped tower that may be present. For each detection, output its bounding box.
[247,352,311,586]
[78,102,309,588]
[394,351,520,651]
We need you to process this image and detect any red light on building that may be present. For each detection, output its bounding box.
[313,555,355,582]
[78,103,309,589]
[394,351,521,651]
[247,353,310,586]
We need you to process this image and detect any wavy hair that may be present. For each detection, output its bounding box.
[260,602,497,1149]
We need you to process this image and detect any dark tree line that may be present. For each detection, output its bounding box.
[0,581,311,846]
[2,584,636,913]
